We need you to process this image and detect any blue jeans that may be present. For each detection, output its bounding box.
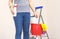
[13,12,30,39]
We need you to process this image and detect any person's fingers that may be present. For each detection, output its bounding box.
[34,12,39,18]
[35,14,38,18]
[11,10,14,15]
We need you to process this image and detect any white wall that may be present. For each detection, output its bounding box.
[0,0,15,39]
[0,0,60,39]
[46,0,60,39]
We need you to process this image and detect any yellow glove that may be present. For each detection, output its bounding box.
[41,24,48,31]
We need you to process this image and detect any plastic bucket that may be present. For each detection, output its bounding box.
[31,23,43,36]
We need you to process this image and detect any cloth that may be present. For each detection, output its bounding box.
[13,12,30,39]
[14,0,30,12]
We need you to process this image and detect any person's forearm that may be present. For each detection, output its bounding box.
[8,0,13,8]
[28,0,35,13]
[8,0,15,15]
[8,0,13,4]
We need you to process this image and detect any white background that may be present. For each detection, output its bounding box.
[0,0,60,39]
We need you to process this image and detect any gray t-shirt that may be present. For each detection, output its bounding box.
[14,0,30,12]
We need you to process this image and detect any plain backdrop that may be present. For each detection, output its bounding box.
[0,0,60,39]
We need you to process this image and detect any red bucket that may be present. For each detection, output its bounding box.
[31,23,43,36]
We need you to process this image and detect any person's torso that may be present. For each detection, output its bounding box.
[14,0,30,12]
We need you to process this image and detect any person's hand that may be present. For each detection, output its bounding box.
[10,5,15,15]
[10,7,14,15]
[34,11,39,18]
[9,3,18,15]
[10,4,18,15]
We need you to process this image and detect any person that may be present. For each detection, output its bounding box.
[8,0,38,39]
